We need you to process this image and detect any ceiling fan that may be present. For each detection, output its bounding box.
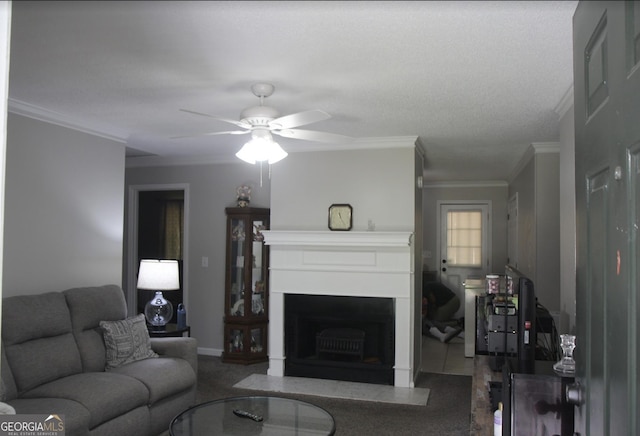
[175,83,354,162]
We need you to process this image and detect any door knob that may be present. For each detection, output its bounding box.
[566,382,583,406]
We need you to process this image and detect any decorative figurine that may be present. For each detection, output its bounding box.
[236,185,251,207]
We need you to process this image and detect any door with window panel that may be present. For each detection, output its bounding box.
[438,202,491,318]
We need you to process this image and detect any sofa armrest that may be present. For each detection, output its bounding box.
[150,337,198,376]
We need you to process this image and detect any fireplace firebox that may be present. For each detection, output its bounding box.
[285,294,395,385]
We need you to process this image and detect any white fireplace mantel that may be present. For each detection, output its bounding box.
[263,230,417,388]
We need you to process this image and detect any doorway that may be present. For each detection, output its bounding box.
[126,184,190,319]
[437,201,491,318]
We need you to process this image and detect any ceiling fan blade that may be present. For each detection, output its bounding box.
[269,110,331,129]
[170,130,250,140]
[274,128,354,143]
[179,109,252,129]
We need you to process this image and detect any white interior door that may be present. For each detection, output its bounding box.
[438,201,491,318]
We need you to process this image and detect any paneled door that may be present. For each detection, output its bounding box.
[573,1,640,434]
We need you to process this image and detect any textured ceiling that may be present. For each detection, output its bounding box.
[8,1,578,183]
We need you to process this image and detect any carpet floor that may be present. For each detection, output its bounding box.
[193,355,472,436]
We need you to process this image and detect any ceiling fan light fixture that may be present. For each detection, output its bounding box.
[235,131,288,165]
[179,83,349,158]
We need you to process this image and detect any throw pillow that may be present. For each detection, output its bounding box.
[100,314,158,370]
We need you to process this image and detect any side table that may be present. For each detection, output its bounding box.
[148,323,191,338]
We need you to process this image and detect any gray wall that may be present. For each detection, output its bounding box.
[559,105,576,333]
[510,158,536,274]
[270,148,416,231]
[3,113,126,296]
[124,162,271,355]
[535,152,560,313]
[508,146,561,313]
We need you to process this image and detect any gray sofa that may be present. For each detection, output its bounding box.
[0,285,198,436]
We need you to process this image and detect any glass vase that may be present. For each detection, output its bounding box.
[553,334,576,374]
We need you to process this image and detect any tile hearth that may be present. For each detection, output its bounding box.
[233,374,430,406]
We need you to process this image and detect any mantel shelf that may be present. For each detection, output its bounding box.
[262,230,413,248]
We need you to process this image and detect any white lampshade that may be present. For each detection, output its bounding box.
[137,259,180,290]
[236,129,288,165]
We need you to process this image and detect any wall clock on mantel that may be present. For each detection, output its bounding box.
[328,204,353,231]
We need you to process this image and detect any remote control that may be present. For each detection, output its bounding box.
[233,409,263,422]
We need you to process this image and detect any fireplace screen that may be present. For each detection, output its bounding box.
[285,294,395,385]
[316,327,365,360]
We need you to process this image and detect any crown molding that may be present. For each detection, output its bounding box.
[126,153,239,168]
[531,141,561,153]
[508,141,560,183]
[287,136,420,152]
[8,98,128,143]
[422,180,508,189]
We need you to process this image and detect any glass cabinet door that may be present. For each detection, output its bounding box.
[249,325,265,354]
[250,219,267,317]
[228,218,246,317]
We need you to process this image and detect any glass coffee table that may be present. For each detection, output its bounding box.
[170,396,336,435]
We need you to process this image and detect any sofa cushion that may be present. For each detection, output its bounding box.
[6,335,82,395]
[100,314,158,370]
[110,357,196,404]
[64,285,128,372]
[2,292,72,344]
[21,372,149,430]
[9,397,91,436]
[1,292,82,394]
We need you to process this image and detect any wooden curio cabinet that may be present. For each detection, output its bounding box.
[222,207,270,364]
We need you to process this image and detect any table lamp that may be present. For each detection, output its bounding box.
[137,259,180,329]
